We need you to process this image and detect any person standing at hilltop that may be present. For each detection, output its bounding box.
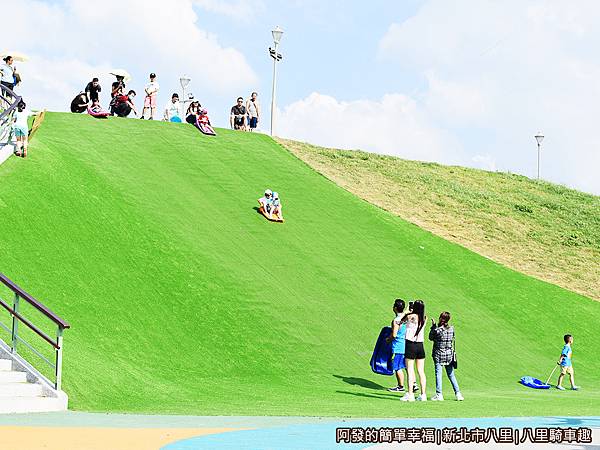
[141,73,159,120]
[246,92,260,131]
[85,78,102,103]
[230,97,247,130]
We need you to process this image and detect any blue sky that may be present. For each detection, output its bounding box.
[8,0,600,194]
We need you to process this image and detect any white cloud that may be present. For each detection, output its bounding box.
[193,0,265,22]
[8,0,257,117]
[375,0,600,194]
[277,92,464,165]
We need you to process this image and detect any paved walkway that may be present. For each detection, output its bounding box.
[0,413,597,449]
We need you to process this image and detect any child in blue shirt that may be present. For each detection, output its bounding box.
[556,334,579,391]
[386,299,409,392]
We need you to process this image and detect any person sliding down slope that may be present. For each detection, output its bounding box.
[258,189,273,217]
[271,192,284,220]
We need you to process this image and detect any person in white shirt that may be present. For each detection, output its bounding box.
[12,100,36,158]
[164,93,182,122]
[141,73,160,120]
[0,56,17,106]
[246,92,260,131]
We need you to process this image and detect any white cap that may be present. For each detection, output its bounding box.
[265,189,273,196]
[273,192,279,199]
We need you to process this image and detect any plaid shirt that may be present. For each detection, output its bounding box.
[429,324,454,365]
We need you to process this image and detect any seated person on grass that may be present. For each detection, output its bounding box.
[271,191,283,220]
[258,189,273,216]
[113,90,138,117]
[70,92,89,113]
[164,93,182,122]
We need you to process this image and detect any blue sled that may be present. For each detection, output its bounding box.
[370,326,394,376]
[520,376,551,389]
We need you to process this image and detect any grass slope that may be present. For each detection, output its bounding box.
[279,139,600,301]
[0,112,598,418]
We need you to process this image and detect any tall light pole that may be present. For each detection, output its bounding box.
[180,75,191,118]
[534,133,544,181]
[269,26,283,136]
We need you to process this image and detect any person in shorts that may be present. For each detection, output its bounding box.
[556,334,579,391]
[230,97,247,130]
[386,299,408,392]
[258,189,273,216]
[141,73,159,120]
[246,92,260,131]
[12,100,35,157]
[401,300,427,402]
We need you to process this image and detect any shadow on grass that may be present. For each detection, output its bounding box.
[332,375,386,391]
[335,390,398,401]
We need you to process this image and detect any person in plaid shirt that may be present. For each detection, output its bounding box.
[429,311,463,401]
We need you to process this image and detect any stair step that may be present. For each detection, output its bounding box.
[0,382,43,397]
[0,396,66,414]
[0,359,12,371]
[0,371,27,383]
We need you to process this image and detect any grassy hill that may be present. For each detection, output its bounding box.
[279,139,600,301]
[0,112,598,418]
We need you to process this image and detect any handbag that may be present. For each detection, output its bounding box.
[451,332,458,370]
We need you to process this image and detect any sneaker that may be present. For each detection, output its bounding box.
[431,393,444,401]
[556,385,565,390]
[400,393,415,402]
[387,385,405,392]
[456,393,464,401]
[140,116,145,120]
[417,394,427,402]
[572,386,580,391]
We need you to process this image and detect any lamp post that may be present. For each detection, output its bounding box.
[180,75,191,117]
[534,133,544,181]
[269,26,283,136]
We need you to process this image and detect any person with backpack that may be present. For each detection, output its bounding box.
[429,311,464,401]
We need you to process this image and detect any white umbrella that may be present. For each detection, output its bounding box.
[0,51,29,62]
[109,69,131,82]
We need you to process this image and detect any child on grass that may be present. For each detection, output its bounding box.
[12,100,35,157]
[271,192,283,220]
[386,298,408,392]
[556,334,579,391]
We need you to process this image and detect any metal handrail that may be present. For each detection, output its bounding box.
[0,274,70,329]
[0,84,22,144]
[0,273,69,390]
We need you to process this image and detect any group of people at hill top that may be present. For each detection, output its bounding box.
[385,298,578,402]
[70,72,261,132]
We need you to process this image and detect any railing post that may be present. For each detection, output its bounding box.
[55,327,63,391]
[11,293,19,353]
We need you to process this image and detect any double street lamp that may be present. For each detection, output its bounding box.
[269,26,284,136]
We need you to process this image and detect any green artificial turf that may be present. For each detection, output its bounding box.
[0,112,598,418]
